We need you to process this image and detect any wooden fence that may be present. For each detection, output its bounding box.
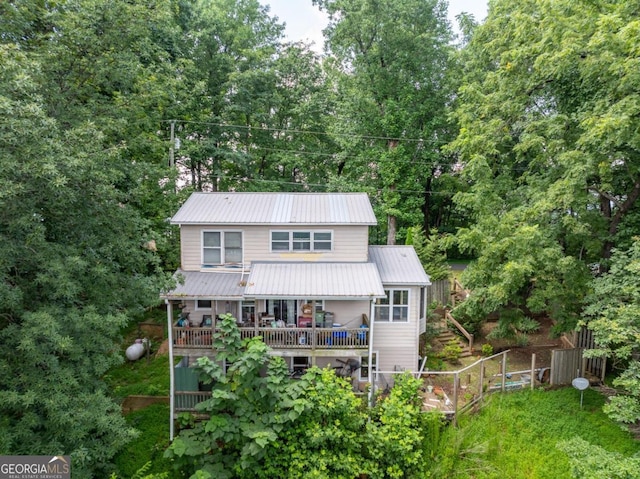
[562,327,606,381]
[427,279,450,306]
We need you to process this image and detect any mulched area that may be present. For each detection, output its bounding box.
[478,316,564,370]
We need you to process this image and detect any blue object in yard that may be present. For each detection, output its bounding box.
[332,330,348,339]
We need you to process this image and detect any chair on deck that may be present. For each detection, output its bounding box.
[333,358,361,378]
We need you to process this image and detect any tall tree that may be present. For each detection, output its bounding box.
[0,44,170,475]
[314,0,456,244]
[582,239,640,425]
[0,0,190,269]
[169,0,338,193]
[449,0,640,331]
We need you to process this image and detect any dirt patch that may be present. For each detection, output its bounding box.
[155,339,169,356]
[478,316,564,371]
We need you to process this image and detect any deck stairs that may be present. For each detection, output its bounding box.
[434,326,474,358]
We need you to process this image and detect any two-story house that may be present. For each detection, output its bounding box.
[161,192,430,436]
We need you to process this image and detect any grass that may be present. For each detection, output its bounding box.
[104,353,173,399]
[106,349,640,478]
[112,403,183,479]
[438,387,640,478]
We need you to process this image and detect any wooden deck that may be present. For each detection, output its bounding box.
[172,326,369,354]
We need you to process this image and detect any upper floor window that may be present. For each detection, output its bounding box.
[271,231,333,252]
[203,231,242,266]
[374,289,409,322]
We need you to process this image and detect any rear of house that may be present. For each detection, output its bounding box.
[161,192,430,437]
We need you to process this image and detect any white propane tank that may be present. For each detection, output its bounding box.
[126,339,145,361]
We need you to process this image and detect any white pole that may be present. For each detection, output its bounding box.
[531,353,536,390]
[367,299,376,407]
[166,300,175,440]
[169,120,175,168]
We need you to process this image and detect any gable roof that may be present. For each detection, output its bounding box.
[244,262,385,300]
[170,192,377,225]
[369,246,431,285]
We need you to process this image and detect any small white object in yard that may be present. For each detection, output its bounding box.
[126,338,146,361]
[572,377,590,409]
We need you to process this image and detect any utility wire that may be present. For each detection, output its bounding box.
[161,119,425,143]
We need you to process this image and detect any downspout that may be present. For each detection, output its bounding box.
[367,298,375,407]
[165,299,175,440]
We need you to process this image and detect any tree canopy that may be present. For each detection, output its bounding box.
[3,0,640,472]
[450,0,640,332]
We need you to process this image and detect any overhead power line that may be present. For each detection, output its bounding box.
[161,119,425,143]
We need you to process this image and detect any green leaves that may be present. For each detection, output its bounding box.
[582,239,640,425]
[168,317,445,478]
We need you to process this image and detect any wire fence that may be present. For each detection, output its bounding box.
[374,350,545,425]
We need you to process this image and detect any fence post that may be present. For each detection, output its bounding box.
[453,371,459,426]
[479,358,485,403]
[501,352,507,393]
[531,353,536,390]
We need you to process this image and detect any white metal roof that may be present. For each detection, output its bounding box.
[161,270,246,299]
[368,246,431,285]
[244,262,386,299]
[170,192,377,225]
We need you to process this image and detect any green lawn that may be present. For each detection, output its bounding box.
[437,387,640,478]
[104,353,173,399]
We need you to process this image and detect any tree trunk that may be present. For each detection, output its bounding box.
[387,214,397,245]
[599,180,640,270]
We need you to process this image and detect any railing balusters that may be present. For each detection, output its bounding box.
[172,326,369,350]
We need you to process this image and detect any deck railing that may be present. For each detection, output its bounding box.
[172,326,369,350]
[175,391,212,411]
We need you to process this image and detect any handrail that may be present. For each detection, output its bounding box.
[453,278,469,297]
[444,310,474,352]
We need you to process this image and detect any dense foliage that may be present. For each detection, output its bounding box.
[0,43,171,476]
[450,0,640,335]
[314,0,459,244]
[442,388,640,478]
[166,315,445,479]
[2,0,640,474]
[582,239,640,425]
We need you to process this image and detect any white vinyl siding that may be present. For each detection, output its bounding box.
[180,225,370,270]
[372,285,422,374]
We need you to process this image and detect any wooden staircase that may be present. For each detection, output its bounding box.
[435,328,474,358]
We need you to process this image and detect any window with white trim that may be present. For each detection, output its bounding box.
[202,231,242,266]
[270,231,333,252]
[374,289,409,322]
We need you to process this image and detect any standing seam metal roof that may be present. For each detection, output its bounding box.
[368,246,431,285]
[161,270,245,299]
[170,192,377,225]
[244,262,385,299]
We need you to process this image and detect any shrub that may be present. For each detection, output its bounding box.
[441,340,463,363]
[516,317,540,334]
[481,343,494,357]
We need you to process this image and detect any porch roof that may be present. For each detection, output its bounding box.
[244,262,386,300]
[368,246,431,285]
[161,269,246,300]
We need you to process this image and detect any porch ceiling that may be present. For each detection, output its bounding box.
[245,262,385,300]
